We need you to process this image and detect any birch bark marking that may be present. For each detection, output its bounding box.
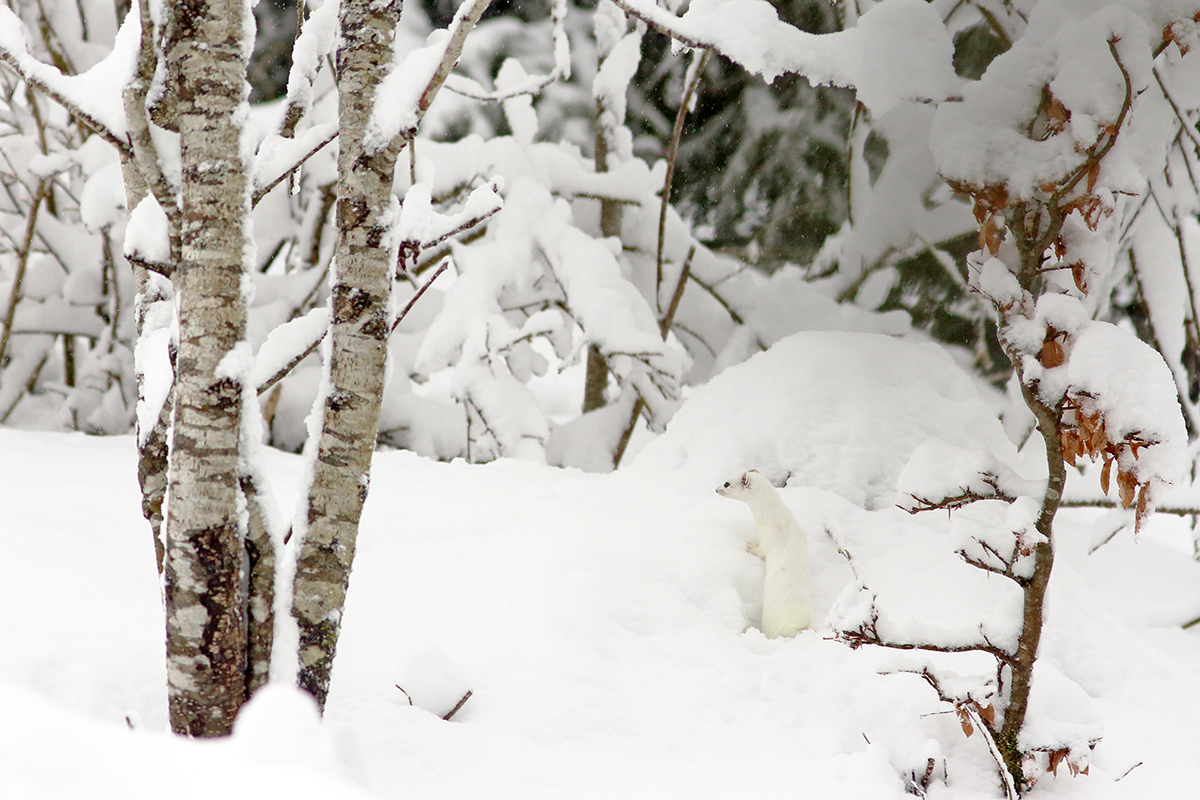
[293,0,403,710]
[162,0,252,736]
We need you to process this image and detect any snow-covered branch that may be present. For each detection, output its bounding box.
[443,0,570,102]
[607,0,960,115]
[0,6,134,158]
[365,0,494,155]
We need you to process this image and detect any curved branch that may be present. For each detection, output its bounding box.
[0,31,131,159]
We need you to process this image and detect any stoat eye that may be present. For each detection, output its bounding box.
[723,482,730,488]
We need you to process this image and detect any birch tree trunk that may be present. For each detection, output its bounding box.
[161,0,253,737]
[292,0,403,711]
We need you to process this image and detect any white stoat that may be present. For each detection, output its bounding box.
[717,469,813,638]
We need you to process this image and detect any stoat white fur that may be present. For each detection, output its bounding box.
[717,469,813,638]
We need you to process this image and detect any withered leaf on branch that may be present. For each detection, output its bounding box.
[1046,96,1070,136]
[1040,338,1065,368]
[980,215,1003,256]
[1100,454,1112,495]
[1062,430,1080,466]
[1135,483,1149,534]
[1071,261,1088,294]
[1089,414,1107,453]
[978,704,995,727]
[1117,468,1137,509]
[956,706,975,738]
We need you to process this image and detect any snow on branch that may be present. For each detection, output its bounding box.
[252,121,338,206]
[365,0,493,154]
[443,0,571,102]
[607,0,960,115]
[0,5,138,157]
[276,0,340,139]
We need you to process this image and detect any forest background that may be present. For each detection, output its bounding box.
[3,1,1200,798]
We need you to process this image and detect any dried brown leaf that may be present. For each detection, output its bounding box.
[973,199,988,224]
[1087,159,1101,193]
[1089,414,1107,453]
[980,215,1002,256]
[1135,483,1149,536]
[1041,338,1065,368]
[956,706,974,738]
[1071,261,1088,294]
[1117,469,1137,509]
[1062,430,1079,467]
[1100,455,1112,495]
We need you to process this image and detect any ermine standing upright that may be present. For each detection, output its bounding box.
[717,469,813,637]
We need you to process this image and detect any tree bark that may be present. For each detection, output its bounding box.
[996,365,1064,787]
[292,0,403,711]
[161,0,252,737]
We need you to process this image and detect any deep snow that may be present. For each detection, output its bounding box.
[2,405,1200,798]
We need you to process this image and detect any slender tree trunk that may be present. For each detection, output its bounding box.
[161,0,253,736]
[293,0,403,711]
[996,364,1064,786]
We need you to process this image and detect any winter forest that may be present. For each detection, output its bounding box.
[3,0,1200,797]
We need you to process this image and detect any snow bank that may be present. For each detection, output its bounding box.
[633,330,1019,509]
[3,430,1200,797]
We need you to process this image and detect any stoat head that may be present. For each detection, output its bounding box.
[716,469,762,500]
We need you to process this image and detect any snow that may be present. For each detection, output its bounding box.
[124,195,172,266]
[0,5,140,140]
[1065,320,1189,486]
[633,330,1020,509]
[612,0,960,115]
[2,422,1200,798]
[365,29,452,153]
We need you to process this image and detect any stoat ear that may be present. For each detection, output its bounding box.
[741,471,752,489]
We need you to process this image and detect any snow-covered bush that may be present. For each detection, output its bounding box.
[0,1,135,433]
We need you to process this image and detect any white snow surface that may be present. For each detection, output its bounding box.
[2,394,1200,799]
[2,424,1200,798]
[634,331,1020,509]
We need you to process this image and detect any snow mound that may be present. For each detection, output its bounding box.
[633,331,1018,509]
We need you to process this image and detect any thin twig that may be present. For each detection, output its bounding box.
[442,690,472,721]
[657,48,709,312]
[964,702,1019,800]
[0,178,47,369]
[391,259,450,334]
[252,125,339,207]
[613,246,695,468]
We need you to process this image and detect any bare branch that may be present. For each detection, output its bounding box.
[964,701,1019,800]
[252,123,338,207]
[391,259,450,334]
[126,254,175,279]
[442,690,472,721]
[123,0,181,260]
[902,473,1018,514]
[836,602,1015,665]
[0,22,131,158]
[0,178,47,369]
[657,48,710,311]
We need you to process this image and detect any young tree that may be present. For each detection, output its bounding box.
[156,0,258,736]
[833,3,1195,794]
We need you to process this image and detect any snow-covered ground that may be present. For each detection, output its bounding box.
[1,440,1198,799]
[3,333,1200,799]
